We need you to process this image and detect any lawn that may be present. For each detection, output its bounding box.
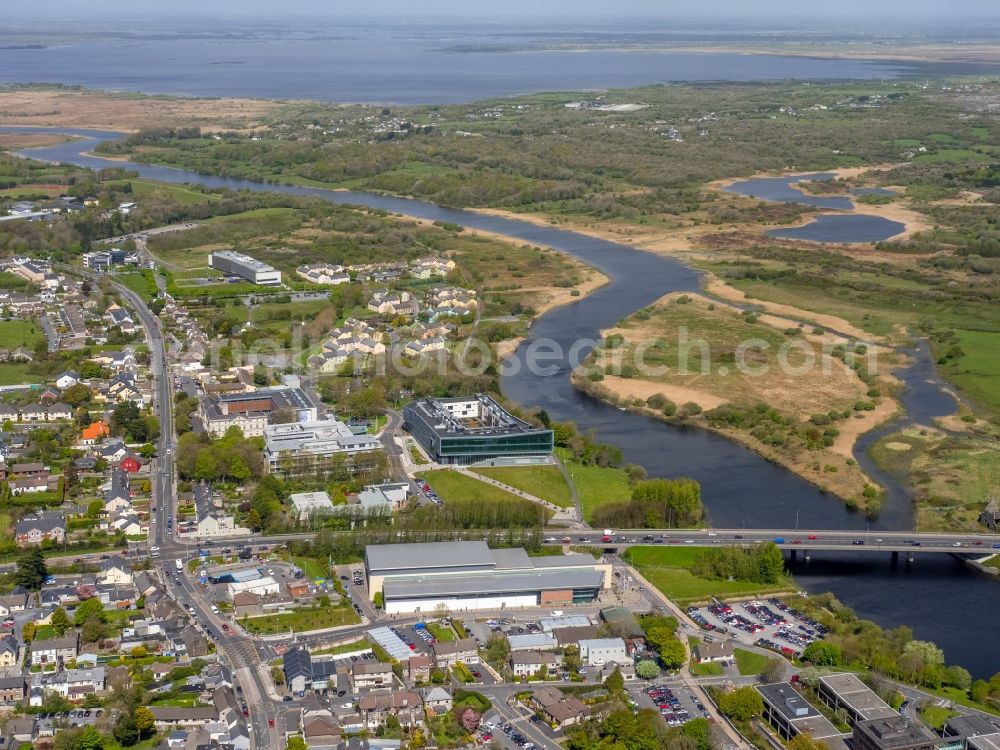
[312,638,371,656]
[690,661,723,676]
[0,320,45,349]
[426,622,456,642]
[733,648,770,676]
[292,556,329,580]
[983,556,1000,571]
[149,695,201,707]
[419,469,532,506]
[472,464,573,507]
[240,605,360,635]
[920,704,958,730]
[626,545,794,605]
[626,547,706,568]
[556,448,632,521]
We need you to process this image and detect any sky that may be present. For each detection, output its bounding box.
[9,0,1000,19]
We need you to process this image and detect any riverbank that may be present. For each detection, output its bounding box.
[570,291,899,514]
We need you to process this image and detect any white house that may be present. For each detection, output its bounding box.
[55,372,80,389]
[578,638,629,667]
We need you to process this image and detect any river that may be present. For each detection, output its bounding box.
[4,126,996,678]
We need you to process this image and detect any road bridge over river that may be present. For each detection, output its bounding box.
[542,527,1000,557]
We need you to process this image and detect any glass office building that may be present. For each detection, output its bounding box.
[403,394,553,465]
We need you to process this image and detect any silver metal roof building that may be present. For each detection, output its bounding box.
[367,626,413,661]
[365,541,611,615]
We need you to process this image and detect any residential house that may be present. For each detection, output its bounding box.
[303,715,342,750]
[0,674,25,705]
[357,691,423,730]
[694,641,734,663]
[149,707,220,727]
[407,655,433,684]
[29,666,106,703]
[531,686,589,729]
[351,661,394,691]
[367,290,419,318]
[423,686,453,714]
[98,556,133,586]
[0,635,20,667]
[14,513,66,546]
[30,632,79,665]
[296,264,351,285]
[433,638,480,669]
[511,650,559,678]
[55,371,80,389]
[104,469,131,514]
[120,454,141,473]
[233,591,262,618]
[80,421,111,445]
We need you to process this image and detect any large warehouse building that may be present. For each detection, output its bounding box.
[364,541,611,614]
[403,394,553,465]
[208,250,282,286]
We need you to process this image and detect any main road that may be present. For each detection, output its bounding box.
[112,273,285,750]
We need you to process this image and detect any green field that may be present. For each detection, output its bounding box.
[240,605,360,634]
[939,330,1000,419]
[733,648,770,676]
[473,464,573,507]
[0,320,45,349]
[626,546,793,605]
[556,449,632,521]
[0,363,39,386]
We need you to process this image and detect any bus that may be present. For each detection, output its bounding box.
[176,559,183,571]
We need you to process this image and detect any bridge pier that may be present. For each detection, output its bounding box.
[891,551,899,564]
[789,549,797,562]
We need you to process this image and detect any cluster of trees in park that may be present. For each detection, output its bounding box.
[592,478,703,530]
[689,542,787,585]
[795,592,1000,705]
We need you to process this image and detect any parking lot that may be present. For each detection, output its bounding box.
[687,597,828,657]
[632,681,708,727]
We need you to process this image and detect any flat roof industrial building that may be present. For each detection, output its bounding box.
[364,541,611,614]
[208,250,282,285]
[403,394,553,465]
[817,673,899,725]
[756,682,848,750]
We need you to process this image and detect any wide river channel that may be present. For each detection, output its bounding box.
[7,127,997,677]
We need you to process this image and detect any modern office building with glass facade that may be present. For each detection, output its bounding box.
[403,394,553,465]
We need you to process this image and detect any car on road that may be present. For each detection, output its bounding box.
[268,719,275,728]
[853,540,865,545]
[807,535,818,540]
[222,624,230,632]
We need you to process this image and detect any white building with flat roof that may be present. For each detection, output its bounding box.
[209,250,282,286]
[578,638,628,667]
[289,491,335,521]
[264,418,381,477]
[228,577,280,599]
